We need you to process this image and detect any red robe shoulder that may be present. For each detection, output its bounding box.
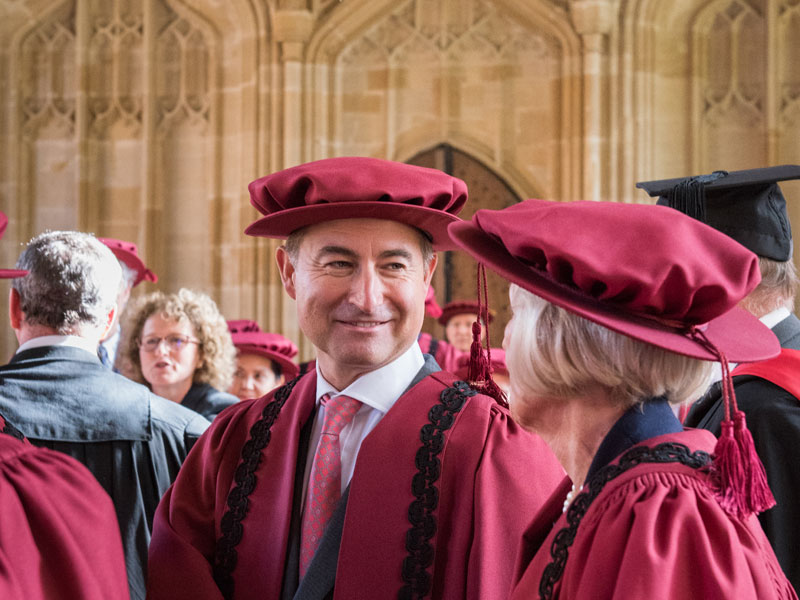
[0,428,129,599]
[511,429,797,600]
[148,370,564,600]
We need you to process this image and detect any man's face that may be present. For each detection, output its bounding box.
[444,313,476,352]
[277,218,436,387]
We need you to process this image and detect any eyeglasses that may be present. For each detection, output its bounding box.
[139,334,200,353]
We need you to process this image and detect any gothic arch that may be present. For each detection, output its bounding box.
[303,0,581,200]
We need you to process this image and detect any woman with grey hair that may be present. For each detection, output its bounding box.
[447,200,796,599]
[120,288,238,420]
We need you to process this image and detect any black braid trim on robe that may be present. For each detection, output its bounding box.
[212,376,300,599]
[399,380,476,600]
[538,442,712,600]
[0,416,26,442]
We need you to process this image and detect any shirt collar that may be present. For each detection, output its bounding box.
[16,335,100,358]
[759,306,791,330]
[315,343,425,414]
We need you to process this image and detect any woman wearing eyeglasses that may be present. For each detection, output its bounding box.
[120,289,238,420]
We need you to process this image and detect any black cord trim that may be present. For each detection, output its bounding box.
[538,442,712,600]
[398,380,476,600]
[212,377,300,599]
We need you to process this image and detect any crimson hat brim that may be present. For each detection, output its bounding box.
[447,221,779,363]
[244,202,461,251]
[235,344,300,380]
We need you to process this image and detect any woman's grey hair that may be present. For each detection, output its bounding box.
[119,288,237,392]
[12,231,121,334]
[505,284,713,409]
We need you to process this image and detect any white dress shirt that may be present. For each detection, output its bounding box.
[16,334,100,358]
[301,343,425,503]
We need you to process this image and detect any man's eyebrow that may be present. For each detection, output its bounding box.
[315,245,358,260]
[313,247,415,261]
[378,249,414,261]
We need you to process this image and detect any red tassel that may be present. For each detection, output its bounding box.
[733,411,776,514]
[466,321,488,382]
[691,325,775,518]
[462,265,508,407]
[712,419,747,517]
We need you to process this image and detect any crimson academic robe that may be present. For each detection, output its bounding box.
[510,428,797,600]
[417,333,465,372]
[148,367,564,600]
[0,416,129,599]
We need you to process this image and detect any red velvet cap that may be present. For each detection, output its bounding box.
[98,238,157,286]
[0,211,27,279]
[425,285,443,319]
[447,199,779,363]
[227,319,299,379]
[245,157,467,250]
[437,300,496,326]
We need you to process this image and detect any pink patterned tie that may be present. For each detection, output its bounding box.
[299,393,361,577]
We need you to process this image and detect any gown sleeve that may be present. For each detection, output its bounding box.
[0,435,129,600]
[560,469,797,600]
[147,400,260,600]
[465,406,565,600]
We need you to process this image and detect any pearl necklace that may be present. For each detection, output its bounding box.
[562,483,583,513]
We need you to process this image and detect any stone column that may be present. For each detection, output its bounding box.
[273,9,313,168]
[271,9,314,356]
[569,0,615,201]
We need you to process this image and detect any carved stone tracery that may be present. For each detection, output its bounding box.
[88,0,144,135]
[20,4,77,137]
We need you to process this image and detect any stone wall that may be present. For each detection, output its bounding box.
[1,0,798,360]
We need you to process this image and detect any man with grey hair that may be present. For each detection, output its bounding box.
[638,165,800,591]
[0,230,209,600]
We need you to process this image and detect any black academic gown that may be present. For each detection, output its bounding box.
[685,313,800,592]
[182,382,239,420]
[0,345,210,600]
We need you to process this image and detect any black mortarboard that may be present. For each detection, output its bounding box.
[636,165,800,261]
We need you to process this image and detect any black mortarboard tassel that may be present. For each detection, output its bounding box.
[666,171,728,223]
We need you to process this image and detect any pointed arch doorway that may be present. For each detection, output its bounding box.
[407,145,521,343]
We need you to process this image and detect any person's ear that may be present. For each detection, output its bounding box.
[8,288,22,330]
[423,252,438,286]
[276,246,297,300]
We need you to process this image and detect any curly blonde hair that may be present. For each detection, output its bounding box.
[119,288,236,392]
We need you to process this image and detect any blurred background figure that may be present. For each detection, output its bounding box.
[98,238,157,370]
[0,230,208,599]
[227,319,299,400]
[439,299,495,353]
[418,297,496,372]
[120,289,238,420]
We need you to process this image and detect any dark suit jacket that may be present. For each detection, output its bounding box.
[182,382,239,420]
[686,313,800,591]
[0,344,210,600]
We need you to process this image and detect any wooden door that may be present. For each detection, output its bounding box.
[408,145,521,346]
